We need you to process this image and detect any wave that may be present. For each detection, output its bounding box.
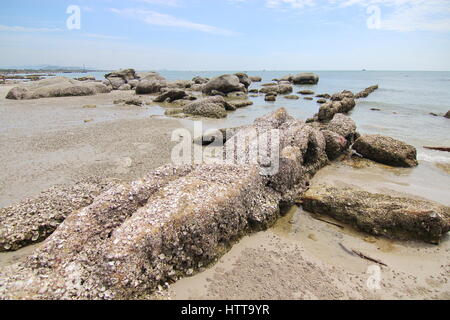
[418,152,450,163]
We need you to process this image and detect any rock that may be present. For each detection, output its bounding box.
[167,80,193,89]
[190,84,205,92]
[5,77,111,100]
[316,94,331,99]
[284,95,299,100]
[445,110,450,119]
[278,83,293,94]
[106,77,126,90]
[227,91,248,100]
[355,85,378,99]
[0,108,336,300]
[298,90,315,95]
[371,108,381,111]
[317,99,327,104]
[138,72,166,82]
[325,114,357,141]
[304,97,313,101]
[203,74,244,96]
[279,74,294,82]
[249,76,262,82]
[124,98,144,106]
[331,90,354,101]
[261,83,278,87]
[259,85,279,94]
[105,69,137,82]
[0,179,112,252]
[249,89,259,94]
[183,96,231,118]
[235,73,252,89]
[192,76,209,84]
[318,98,356,122]
[228,100,253,108]
[82,104,97,109]
[154,89,188,103]
[302,185,450,244]
[164,108,184,116]
[322,131,348,160]
[76,76,96,81]
[265,94,277,102]
[292,73,319,85]
[128,80,139,89]
[118,84,132,91]
[352,135,418,167]
[135,79,166,94]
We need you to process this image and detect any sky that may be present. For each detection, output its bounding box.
[0,0,450,71]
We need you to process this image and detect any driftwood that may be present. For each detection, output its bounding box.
[312,215,345,229]
[424,146,450,153]
[339,243,388,267]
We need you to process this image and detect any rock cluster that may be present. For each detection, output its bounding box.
[355,85,379,99]
[202,73,251,96]
[104,69,139,90]
[0,108,343,300]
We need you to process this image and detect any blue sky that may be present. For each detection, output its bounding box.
[1,0,449,70]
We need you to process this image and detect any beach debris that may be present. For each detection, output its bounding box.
[423,146,450,153]
[6,77,111,100]
[0,108,338,300]
[338,243,388,267]
[352,134,418,167]
[292,73,319,85]
[302,185,450,244]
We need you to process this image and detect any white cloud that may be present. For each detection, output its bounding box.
[84,33,127,40]
[133,0,182,6]
[110,8,239,36]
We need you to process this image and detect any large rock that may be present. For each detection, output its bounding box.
[352,135,418,167]
[135,79,166,94]
[192,76,209,84]
[0,108,335,300]
[138,72,166,82]
[292,73,319,85]
[105,69,137,82]
[355,85,378,99]
[259,83,293,95]
[318,98,356,122]
[445,110,450,119]
[235,73,252,89]
[302,185,450,244]
[153,89,188,103]
[5,77,111,100]
[249,76,262,82]
[183,96,231,118]
[202,74,245,96]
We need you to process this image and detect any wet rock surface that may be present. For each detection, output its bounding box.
[352,135,418,168]
[0,108,333,299]
[302,185,450,244]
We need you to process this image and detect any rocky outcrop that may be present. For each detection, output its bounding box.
[0,179,112,252]
[0,108,334,300]
[292,73,319,85]
[202,74,245,96]
[331,90,354,101]
[6,77,111,100]
[352,135,418,168]
[135,79,166,95]
[302,185,450,244]
[318,98,356,122]
[154,89,188,103]
[183,96,232,118]
[355,85,378,99]
[104,69,139,90]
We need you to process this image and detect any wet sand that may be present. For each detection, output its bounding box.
[0,85,181,207]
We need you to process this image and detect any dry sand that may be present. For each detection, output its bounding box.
[0,85,448,300]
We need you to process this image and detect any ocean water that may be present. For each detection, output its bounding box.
[59,70,450,165]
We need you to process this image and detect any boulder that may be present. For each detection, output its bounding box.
[202,74,244,96]
[228,100,253,109]
[284,95,300,100]
[331,90,354,101]
[316,94,331,99]
[279,74,294,82]
[105,77,126,90]
[227,91,248,100]
[249,76,262,82]
[445,110,450,119]
[128,80,139,89]
[352,135,418,167]
[278,83,293,94]
[105,69,137,82]
[298,90,315,95]
[355,85,378,99]
[318,98,356,122]
[76,76,96,81]
[302,185,450,244]
[138,72,166,82]
[135,79,166,94]
[235,73,252,89]
[317,99,327,104]
[192,76,209,84]
[167,80,193,89]
[118,84,132,91]
[183,96,231,118]
[154,89,188,103]
[322,131,348,160]
[292,73,319,85]
[265,94,277,102]
[304,97,314,101]
[5,77,111,100]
